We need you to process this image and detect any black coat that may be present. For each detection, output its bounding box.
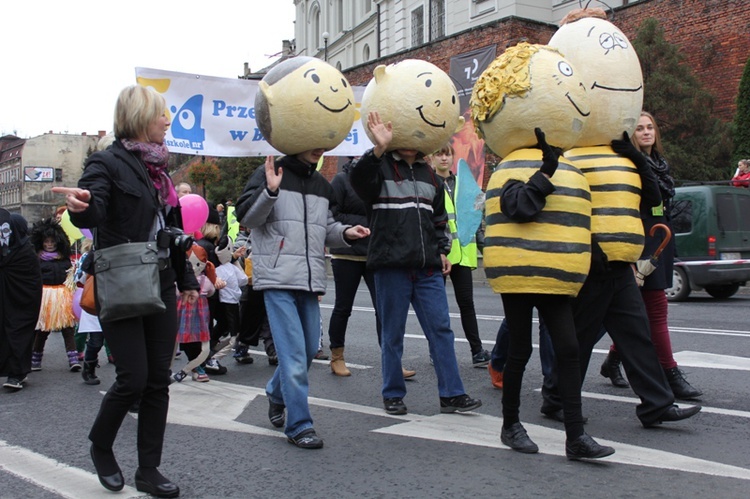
[39,257,72,286]
[69,140,197,292]
[330,162,371,257]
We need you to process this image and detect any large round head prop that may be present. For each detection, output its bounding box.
[470,43,590,158]
[255,56,356,155]
[360,59,465,155]
[548,9,643,146]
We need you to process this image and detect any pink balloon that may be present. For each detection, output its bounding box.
[180,194,209,233]
[72,287,83,320]
[81,228,93,239]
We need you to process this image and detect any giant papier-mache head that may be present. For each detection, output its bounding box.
[548,8,644,146]
[470,42,590,158]
[255,56,356,155]
[360,59,465,155]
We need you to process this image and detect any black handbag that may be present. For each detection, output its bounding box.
[92,241,166,322]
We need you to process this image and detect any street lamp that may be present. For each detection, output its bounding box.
[322,31,330,61]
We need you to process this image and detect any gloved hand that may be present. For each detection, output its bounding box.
[535,128,563,177]
[611,131,647,170]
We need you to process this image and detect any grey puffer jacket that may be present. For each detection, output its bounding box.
[235,156,350,293]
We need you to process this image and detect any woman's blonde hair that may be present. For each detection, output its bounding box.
[113,85,166,140]
[201,222,221,241]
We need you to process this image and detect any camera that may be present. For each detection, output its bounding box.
[157,227,194,253]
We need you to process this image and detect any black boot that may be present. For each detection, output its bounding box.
[665,367,702,400]
[82,361,101,385]
[600,351,629,388]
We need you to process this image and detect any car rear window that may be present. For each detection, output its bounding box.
[717,193,739,231]
[672,199,692,234]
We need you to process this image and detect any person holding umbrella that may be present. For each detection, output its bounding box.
[599,111,702,400]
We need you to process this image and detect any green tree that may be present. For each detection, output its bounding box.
[633,18,732,183]
[732,56,750,168]
[188,161,221,198]
[206,156,264,205]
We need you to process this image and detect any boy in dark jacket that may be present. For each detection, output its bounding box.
[350,111,481,416]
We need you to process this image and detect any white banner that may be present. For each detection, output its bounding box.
[135,67,373,158]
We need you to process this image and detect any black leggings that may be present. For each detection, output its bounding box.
[501,293,584,440]
[445,264,483,355]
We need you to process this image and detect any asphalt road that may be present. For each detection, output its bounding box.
[1,276,749,498]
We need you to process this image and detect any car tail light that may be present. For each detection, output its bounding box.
[708,235,716,257]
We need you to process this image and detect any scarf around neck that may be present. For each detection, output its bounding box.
[121,139,178,207]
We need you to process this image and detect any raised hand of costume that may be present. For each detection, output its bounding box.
[535,128,562,177]
[611,131,648,170]
[366,111,393,157]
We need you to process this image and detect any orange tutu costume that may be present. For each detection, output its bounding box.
[36,284,76,331]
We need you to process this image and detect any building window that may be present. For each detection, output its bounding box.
[363,44,371,61]
[336,0,344,33]
[310,3,321,56]
[411,6,425,47]
[430,0,445,40]
[364,0,372,14]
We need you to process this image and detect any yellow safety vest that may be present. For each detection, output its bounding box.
[444,177,478,268]
[484,148,591,296]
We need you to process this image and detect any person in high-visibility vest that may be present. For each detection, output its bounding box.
[429,144,490,367]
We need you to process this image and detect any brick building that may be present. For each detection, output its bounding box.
[303,0,749,181]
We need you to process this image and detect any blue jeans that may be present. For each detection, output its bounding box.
[491,315,555,381]
[374,268,466,399]
[263,290,321,438]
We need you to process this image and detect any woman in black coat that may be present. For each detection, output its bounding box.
[54,85,198,498]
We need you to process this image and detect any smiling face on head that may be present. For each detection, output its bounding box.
[255,56,356,155]
[470,43,590,158]
[549,14,644,146]
[360,59,465,155]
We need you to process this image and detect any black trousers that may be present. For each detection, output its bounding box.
[88,268,177,467]
[446,264,483,355]
[237,286,266,347]
[501,293,584,440]
[327,258,379,348]
[542,263,674,425]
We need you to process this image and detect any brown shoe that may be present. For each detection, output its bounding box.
[402,367,416,379]
[488,363,503,390]
[330,347,351,377]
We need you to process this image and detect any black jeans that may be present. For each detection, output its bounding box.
[501,293,584,440]
[88,268,177,467]
[327,259,379,348]
[445,264,483,355]
[542,263,674,425]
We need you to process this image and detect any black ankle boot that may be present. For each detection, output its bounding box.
[82,361,100,385]
[135,467,180,498]
[600,351,629,388]
[665,366,702,399]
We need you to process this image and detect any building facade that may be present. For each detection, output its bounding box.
[293,0,749,122]
[0,132,102,222]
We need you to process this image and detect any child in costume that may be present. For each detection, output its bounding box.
[206,235,247,371]
[75,238,105,384]
[172,243,216,383]
[30,218,80,372]
[349,59,481,417]
[1,210,43,391]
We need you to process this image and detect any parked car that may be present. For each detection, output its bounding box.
[665,185,750,301]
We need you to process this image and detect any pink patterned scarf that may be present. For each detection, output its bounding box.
[121,139,178,207]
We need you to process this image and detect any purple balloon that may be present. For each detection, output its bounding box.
[72,287,83,320]
[81,228,93,239]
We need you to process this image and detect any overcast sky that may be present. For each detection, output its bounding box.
[0,0,296,139]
